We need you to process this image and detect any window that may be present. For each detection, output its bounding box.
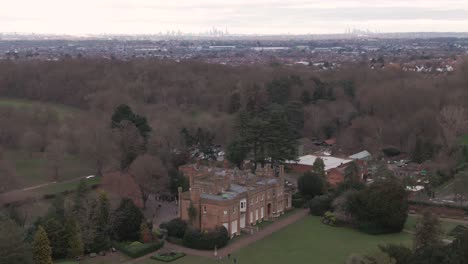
[261,194,264,201]
[241,201,245,209]
[224,210,228,215]
[233,207,237,214]
[203,206,207,214]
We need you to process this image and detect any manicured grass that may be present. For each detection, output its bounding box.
[144,216,411,264]
[0,98,80,119]
[232,216,411,264]
[6,151,95,188]
[405,215,468,239]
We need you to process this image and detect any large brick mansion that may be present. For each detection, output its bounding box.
[178,163,293,237]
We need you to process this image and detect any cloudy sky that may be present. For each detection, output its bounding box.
[1,0,468,35]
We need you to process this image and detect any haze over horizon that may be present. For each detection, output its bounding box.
[2,0,468,35]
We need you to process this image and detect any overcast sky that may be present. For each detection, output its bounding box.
[2,0,468,35]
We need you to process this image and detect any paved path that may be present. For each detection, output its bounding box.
[161,209,309,260]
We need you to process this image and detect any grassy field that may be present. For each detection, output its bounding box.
[6,151,95,188]
[405,215,467,239]
[143,216,411,264]
[0,97,80,119]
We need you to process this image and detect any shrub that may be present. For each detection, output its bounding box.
[153,229,164,240]
[347,180,408,234]
[151,252,186,262]
[43,194,56,199]
[160,218,188,239]
[308,195,333,216]
[113,241,164,258]
[292,198,305,208]
[129,241,143,247]
[298,172,324,199]
[382,146,401,157]
[322,211,336,226]
[182,226,229,250]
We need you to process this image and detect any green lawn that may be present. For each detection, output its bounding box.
[405,215,467,239]
[6,151,95,188]
[0,97,80,119]
[144,216,411,264]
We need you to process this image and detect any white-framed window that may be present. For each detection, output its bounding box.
[240,201,245,209]
[250,212,253,223]
[224,210,228,215]
[255,209,259,221]
[261,194,264,201]
[261,207,264,218]
[203,206,207,214]
[233,206,237,214]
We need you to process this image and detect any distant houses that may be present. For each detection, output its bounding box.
[287,150,371,186]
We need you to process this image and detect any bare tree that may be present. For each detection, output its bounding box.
[439,105,466,148]
[112,120,144,171]
[79,120,115,176]
[20,131,43,157]
[130,154,168,208]
[45,139,67,181]
[0,158,19,193]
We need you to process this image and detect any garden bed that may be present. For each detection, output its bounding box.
[151,252,186,262]
[113,241,164,258]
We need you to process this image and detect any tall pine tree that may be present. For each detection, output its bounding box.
[91,192,111,252]
[42,217,67,259]
[32,226,53,264]
[65,217,84,258]
[111,198,144,242]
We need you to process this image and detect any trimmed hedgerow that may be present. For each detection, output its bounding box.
[151,252,186,262]
[182,226,229,250]
[112,241,164,258]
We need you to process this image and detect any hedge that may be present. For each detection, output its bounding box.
[151,252,186,262]
[113,241,164,258]
[182,226,229,250]
[309,195,333,216]
[292,198,306,208]
[160,218,188,239]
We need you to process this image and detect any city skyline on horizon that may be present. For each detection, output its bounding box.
[2,0,468,35]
